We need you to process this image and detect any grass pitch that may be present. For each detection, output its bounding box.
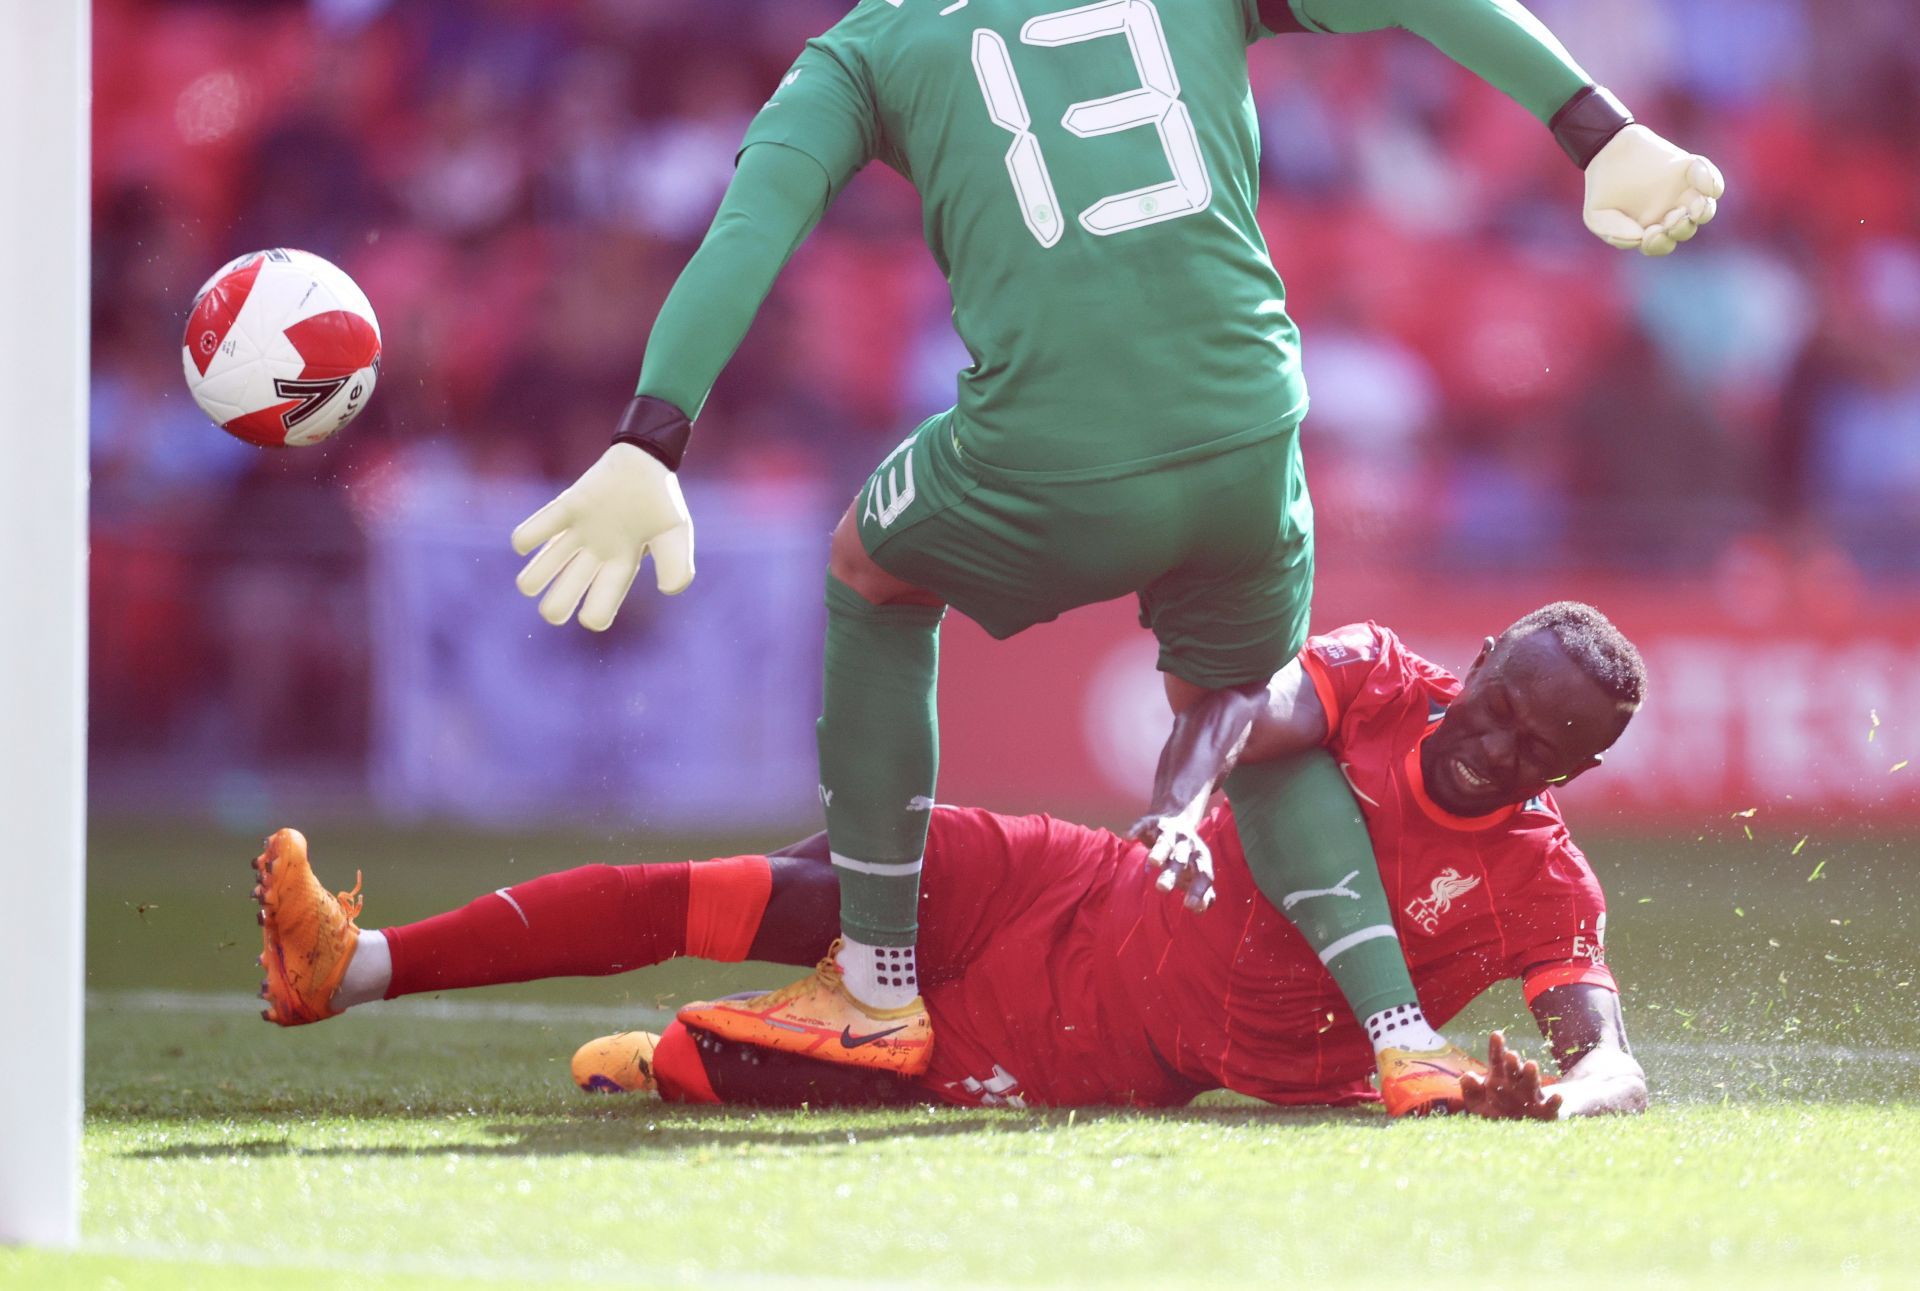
[10,817,1920,1288]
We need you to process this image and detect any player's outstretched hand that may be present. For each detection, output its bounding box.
[1460,1030,1563,1121]
[512,444,695,631]
[1583,124,1725,258]
[1128,814,1216,914]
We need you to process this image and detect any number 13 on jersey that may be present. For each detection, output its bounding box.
[970,0,1212,247]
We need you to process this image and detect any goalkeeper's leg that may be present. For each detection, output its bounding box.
[1225,751,1482,1116]
[816,566,944,988]
[677,546,943,1076]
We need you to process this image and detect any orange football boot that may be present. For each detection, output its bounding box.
[677,940,933,1076]
[252,827,364,1026]
[1376,1042,1489,1117]
[571,1031,662,1094]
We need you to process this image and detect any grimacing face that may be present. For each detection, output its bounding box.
[1418,628,1632,818]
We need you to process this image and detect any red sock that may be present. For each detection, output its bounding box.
[686,854,774,961]
[382,856,771,999]
[651,1022,720,1104]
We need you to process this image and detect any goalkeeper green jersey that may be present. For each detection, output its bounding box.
[744,0,1307,481]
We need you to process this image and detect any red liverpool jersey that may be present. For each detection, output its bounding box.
[915,622,1616,1109]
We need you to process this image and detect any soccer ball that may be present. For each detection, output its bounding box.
[181,248,381,447]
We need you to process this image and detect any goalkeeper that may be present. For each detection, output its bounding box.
[510,0,1722,1096]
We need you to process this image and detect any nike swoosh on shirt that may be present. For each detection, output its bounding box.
[839,1024,908,1049]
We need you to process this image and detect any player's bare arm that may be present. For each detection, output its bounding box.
[1129,679,1268,913]
[1239,658,1332,763]
[1533,981,1648,1117]
[1131,661,1328,910]
[1462,984,1647,1120]
[1144,656,1329,806]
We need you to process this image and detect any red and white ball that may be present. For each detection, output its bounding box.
[181,248,381,447]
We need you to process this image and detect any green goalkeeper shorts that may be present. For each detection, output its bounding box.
[854,410,1314,690]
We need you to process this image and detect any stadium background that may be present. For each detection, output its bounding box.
[91,0,1920,834]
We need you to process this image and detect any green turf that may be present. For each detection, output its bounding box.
[23,817,1920,1287]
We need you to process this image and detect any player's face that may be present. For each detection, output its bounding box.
[1421,630,1625,817]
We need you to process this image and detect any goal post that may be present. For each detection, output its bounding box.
[0,0,90,1250]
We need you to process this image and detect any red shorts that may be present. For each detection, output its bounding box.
[909,807,1200,1108]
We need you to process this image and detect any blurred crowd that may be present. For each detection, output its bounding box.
[90,0,1920,782]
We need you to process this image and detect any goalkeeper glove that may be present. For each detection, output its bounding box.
[511,396,696,631]
[1554,87,1725,258]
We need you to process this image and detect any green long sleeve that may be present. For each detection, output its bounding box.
[1289,0,1592,124]
[634,142,833,420]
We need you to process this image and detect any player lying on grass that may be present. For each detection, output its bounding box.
[254,602,1647,1119]
[509,0,1723,1089]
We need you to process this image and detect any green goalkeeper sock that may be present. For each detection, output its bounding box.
[818,573,944,954]
[1225,749,1426,1030]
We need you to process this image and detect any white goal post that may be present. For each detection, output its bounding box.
[0,0,90,1250]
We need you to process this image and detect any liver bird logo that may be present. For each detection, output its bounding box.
[1404,867,1481,933]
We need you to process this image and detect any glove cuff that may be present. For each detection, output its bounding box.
[1550,85,1634,169]
[611,395,693,472]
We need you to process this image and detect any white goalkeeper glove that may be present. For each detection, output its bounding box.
[1583,123,1725,258]
[512,442,695,631]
